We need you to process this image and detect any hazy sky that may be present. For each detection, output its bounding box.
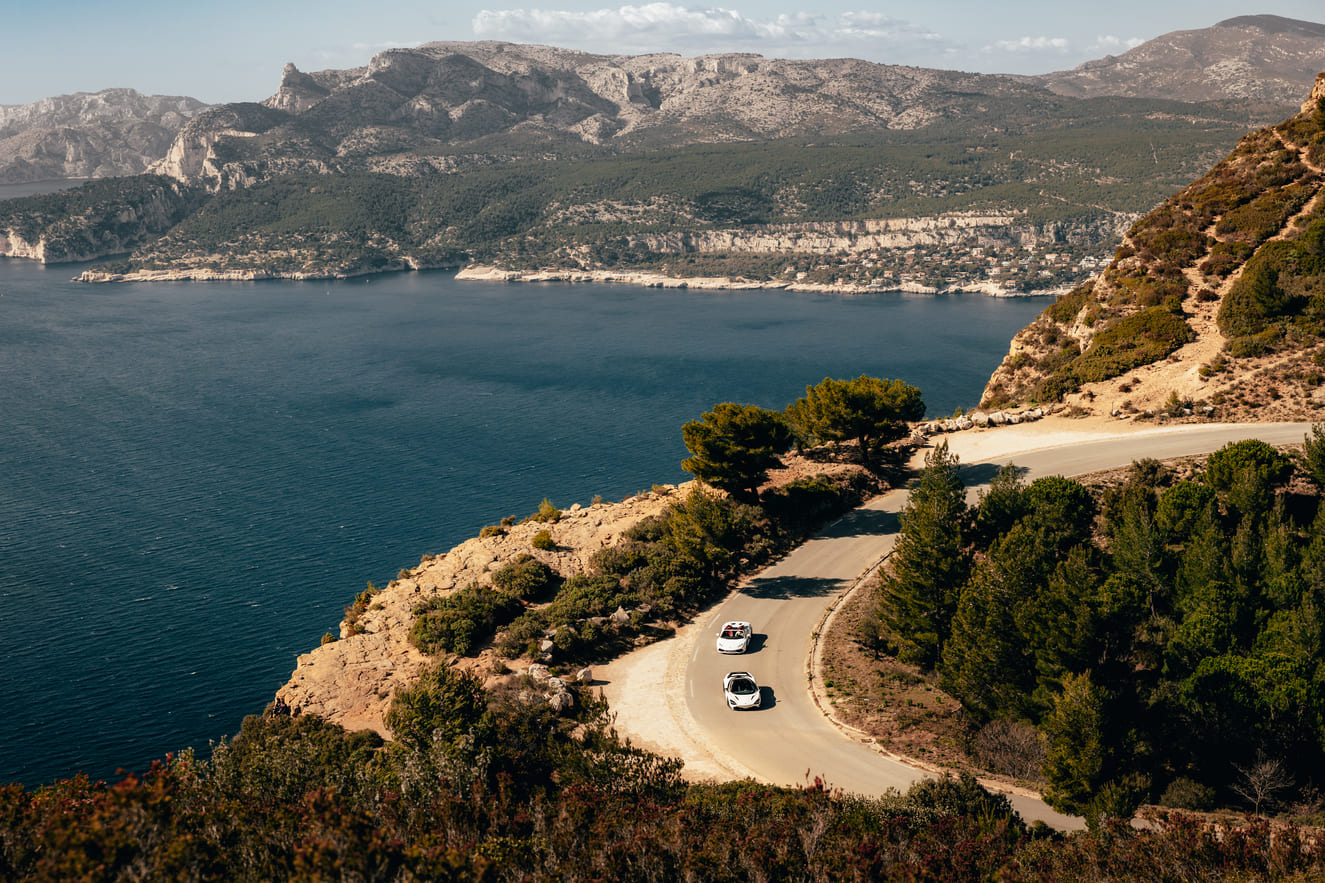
[5,1,1324,106]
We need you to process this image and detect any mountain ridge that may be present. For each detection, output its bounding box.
[1039,14,1325,105]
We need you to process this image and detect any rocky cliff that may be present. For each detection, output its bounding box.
[277,484,693,736]
[0,89,207,185]
[981,72,1325,424]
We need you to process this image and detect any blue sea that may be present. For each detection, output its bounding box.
[0,254,1048,787]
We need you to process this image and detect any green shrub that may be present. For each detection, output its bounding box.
[1045,284,1092,324]
[1072,306,1194,383]
[526,498,561,523]
[208,712,383,802]
[1159,777,1216,811]
[492,553,560,600]
[760,474,868,539]
[531,529,556,551]
[1224,328,1282,358]
[384,662,487,752]
[495,616,548,658]
[411,583,523,656]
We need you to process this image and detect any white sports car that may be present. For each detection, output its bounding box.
[715,620,753,654]
[723,671,762,710]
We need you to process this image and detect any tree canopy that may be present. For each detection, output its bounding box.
[786,375,924,470]
[681,402,794,501]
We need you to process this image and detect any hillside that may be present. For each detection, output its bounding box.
[1040,15,1325,105]
[982,73,1325,423]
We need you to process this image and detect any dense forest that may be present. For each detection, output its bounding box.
[875,431,1325,827]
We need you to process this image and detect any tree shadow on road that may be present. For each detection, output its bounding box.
[817,507,899,539]
[957,462,1026,486]
[743,574,841,600]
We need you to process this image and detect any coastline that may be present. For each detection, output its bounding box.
[58,257,1064,297]
[454,264,1065,297]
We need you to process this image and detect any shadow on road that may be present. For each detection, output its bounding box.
[757,686,776,709]
[957,461,1026,485]
[818,507,899,539]
[744,574,841,600]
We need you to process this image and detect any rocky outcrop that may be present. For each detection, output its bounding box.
[0,89,207,185]
[456,264,1055,297]
[919,406,1058,436]
[277,484,692,737]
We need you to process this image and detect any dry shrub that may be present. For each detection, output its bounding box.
[971,719,1045,783]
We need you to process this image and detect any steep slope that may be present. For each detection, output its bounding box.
[1039,15,1325,105]
[0,89,207,184]
[982,74,1325,423]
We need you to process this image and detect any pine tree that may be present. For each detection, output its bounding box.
[681,402,793,502]
[876,441,969,669]
[1042,671,1110,818]
[786,375,924,470]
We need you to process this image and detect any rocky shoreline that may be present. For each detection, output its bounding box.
[455,265,1064,297]
[66,259,1068,295]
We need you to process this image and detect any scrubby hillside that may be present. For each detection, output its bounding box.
[982,73,1325,422]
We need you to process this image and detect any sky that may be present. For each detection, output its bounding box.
[4,0,1324,107]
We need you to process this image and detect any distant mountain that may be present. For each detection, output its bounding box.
[2,18,1321,188]
[982,73,1325,424]
[1038,15,1325,105]
[0,89,208,184]
[149,44,1085,189]
[2,32,1322,295]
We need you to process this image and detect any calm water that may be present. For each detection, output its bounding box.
[0,256,1047,786]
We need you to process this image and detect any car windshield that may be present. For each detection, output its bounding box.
[729,679,756,694]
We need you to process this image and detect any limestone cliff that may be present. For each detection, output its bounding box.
[0,89,207,185]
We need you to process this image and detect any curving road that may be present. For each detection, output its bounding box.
[682,422,1315,829]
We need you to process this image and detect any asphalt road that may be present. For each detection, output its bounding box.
[683,422,1316,829]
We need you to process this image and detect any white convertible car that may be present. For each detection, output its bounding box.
[715,620,753,654]
[723,671,762,710]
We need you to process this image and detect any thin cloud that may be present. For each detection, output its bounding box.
[987,35,1070,54]
[472,3,948,58]
[1087,34,1145,54]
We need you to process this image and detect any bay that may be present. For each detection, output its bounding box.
[0,256,1048,786]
